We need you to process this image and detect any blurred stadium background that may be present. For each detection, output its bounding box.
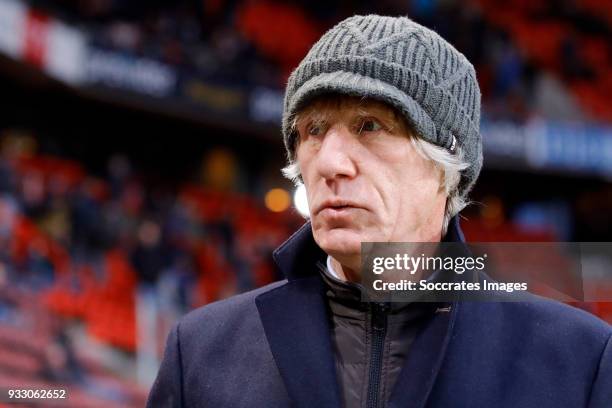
[0,0,611,405]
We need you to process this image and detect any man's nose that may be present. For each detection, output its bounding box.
[315,125,358,181]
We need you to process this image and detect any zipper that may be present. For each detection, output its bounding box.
[366,302,390,408]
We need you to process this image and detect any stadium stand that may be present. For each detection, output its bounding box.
[476,0,612,121]
[19,0,610,122]
[0,130,301,399]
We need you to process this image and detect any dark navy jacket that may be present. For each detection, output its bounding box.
[147,217,612,407]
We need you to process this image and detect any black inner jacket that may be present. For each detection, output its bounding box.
[318,261,445,408]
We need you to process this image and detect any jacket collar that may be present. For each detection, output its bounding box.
[271,222,326,281]
[258,215,465,408]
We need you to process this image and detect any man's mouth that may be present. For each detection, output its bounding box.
[314,199,365,216]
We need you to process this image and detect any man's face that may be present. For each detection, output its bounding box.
[295,97,447,271]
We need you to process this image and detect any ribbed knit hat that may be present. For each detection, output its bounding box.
[282,14,482,197]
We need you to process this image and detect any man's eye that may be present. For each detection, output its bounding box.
[307,123,324,136]
[359,119,383,133]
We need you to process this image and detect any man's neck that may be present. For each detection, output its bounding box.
[329,256,360,282]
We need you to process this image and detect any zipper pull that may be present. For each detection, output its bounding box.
[371,302,389,330]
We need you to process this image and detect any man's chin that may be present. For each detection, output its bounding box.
[313,228,363,259]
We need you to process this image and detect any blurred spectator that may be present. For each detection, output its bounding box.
[131,220,167,283]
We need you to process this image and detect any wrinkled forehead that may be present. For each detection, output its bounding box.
[294,94,406,127]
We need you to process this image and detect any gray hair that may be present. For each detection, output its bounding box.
[282,134,469,237]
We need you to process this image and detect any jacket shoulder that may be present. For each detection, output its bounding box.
[175,279,288,347]
[458,295,611,357]
[149,282,292,406]
[180,280,287,327]
[497,295,611,338]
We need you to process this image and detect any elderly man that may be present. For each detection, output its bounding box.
[147,15,611,408]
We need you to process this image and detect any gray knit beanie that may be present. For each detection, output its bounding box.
[282,14,482,197]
